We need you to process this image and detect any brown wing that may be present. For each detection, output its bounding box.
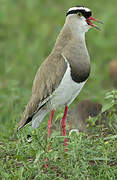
[17,53,67,130]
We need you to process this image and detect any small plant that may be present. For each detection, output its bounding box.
[87,90,117,130]
[103,90,117,130]
[102,90,117,112]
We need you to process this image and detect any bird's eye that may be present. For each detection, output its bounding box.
[77,12,82,17]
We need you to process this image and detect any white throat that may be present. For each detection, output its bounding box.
[66,15,90,38]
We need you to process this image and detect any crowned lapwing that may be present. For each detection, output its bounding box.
[18,6,102,152]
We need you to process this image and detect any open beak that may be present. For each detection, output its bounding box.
[86,16,103,30]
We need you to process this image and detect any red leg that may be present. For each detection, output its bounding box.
[47,109,55,152]
[61,105,68,152]
[45,109,55,168]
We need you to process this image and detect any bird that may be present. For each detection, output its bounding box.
[18,6,102,152]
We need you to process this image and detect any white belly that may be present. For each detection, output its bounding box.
[50,55,86,108]
[32,55,87,128]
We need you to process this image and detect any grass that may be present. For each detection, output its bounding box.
[0,124,117,179]
[0,0,117,179]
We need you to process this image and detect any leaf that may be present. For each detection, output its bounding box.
[90,157,111,161]
[104,135,117,140]
[34,150,44,164]
[102,103,113,113]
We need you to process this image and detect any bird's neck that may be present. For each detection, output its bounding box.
[67,22,86,42]
[53,22,86,53]
[53,23,72,52]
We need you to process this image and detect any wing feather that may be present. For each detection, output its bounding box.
[18,53,67,130]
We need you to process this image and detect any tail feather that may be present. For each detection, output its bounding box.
[17,116,32,131]
[32,108,49,128]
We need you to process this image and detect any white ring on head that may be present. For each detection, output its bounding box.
[68,7,91,13]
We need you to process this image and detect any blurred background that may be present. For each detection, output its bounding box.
[0,0,117,137]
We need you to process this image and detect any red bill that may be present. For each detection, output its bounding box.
[86,16,103,30]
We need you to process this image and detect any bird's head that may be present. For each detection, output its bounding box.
[66,6,103,33]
